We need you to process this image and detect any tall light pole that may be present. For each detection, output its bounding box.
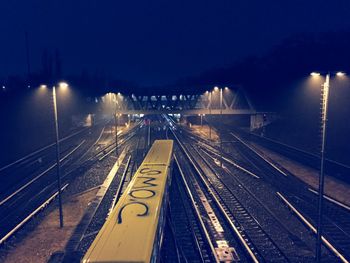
[208,91,212,139]
[52,85,64,228]
[114,93,119,158]
[311,71,345,262]
[43,82,68,228]
[220,87,223,167]
[214,86,224,167]
[199,114,204,128]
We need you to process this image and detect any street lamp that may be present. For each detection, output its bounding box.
[198,114,205,128]
[310,71,346,262]
[113,93,120,158]
[213,86,224,167]
[207,91,212,139]
[41,82,69,228]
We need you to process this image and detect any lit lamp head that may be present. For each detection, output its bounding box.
[59,82,69,89]
[214,86,219,91]
[310,72,321,77]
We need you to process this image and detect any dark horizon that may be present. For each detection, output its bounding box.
[2,0,350,87]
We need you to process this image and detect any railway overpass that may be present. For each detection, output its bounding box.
[106,87,275,130]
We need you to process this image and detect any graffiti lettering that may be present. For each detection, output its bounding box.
[134,177,157,188]
[139,167,162,175]
[129,189,156,199]
[117,201,148,224]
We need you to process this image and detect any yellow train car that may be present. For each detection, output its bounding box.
[82,140,173,263]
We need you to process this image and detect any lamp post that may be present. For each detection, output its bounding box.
[52,85,64,228]
[114,93,119,158]
[220,87,223,167]
[214,86,224,167]
[42,82,68,228]
[199,114,204,128]
[208,91,212,139]
[311,71,345,262]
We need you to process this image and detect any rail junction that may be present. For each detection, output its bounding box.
[0,111,350,263]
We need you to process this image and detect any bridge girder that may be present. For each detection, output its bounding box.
[111,88,256,115]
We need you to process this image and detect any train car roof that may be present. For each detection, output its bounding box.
[82,140,173,263]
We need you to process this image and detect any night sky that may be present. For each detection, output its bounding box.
[1,0,350,86]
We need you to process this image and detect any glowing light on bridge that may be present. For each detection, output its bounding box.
[310,72,321,76]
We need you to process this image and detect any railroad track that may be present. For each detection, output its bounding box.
[165,117,348,262]
[65,152,133,260]
[242,130,350,182]
[169,132,254,262]
[192,144,325,261]
[69,125,147,260]
[172,131,291,262]
[169,158,219,263]
[0,123,139,246]
[161,211,182,263]
[227,131,350,262]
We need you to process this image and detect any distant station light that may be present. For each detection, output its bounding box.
[2,85,5,91]
[336,71,346,76]
[310,72,321,76]
[59,82,68,89]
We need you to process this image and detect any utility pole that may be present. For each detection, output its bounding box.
[220,88,223,167]
[209,92,212,139]
[315,73,330,262]
[52,85,64,228]
[115,94,118,158]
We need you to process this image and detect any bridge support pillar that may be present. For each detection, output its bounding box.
[250,113,278,132]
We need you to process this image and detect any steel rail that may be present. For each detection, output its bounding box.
[174,155,220,263]
[108,155,131,213]
[277,192,349,263]
[230,132,288,177]
[199,144,260,179]
[248,131,350,169]
[308,188,350,212]
[0,184,69,245]
[0,127,89,173]
[0,140,85,206]
[172,130,259,263]
[195,145,304,256]
[230,131,350,213]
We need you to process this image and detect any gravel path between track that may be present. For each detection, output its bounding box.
[250,142,350,207]
[0,189,97,263]
[0,125,131,263]
[189,124,350,207]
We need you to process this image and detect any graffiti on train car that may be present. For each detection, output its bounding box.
[117,165,166,224]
